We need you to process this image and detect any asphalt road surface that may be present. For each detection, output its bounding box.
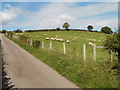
[1,35,79,88]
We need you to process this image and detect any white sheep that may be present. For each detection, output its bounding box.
[74,37,77,39]
[43,33,47,36]
[56,38,60,41]
[60,39,64,42]
[66,40,70,43]
[88,42,94,46]
[36,35,39,38]
[46,37,49,40]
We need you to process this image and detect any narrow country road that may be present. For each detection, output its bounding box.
[0,34,79,88]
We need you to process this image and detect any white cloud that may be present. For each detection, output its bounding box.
[2,0,120,2]
[0,4,20,26]
[1,2,118,31]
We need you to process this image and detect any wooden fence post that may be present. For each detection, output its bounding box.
[50,42,52,50]
[63,43,66,55]
[42,42,44,48]
[83,44,86,61]
[27,39,29,42]
[93,44,96,62]
[110,51,113,62]
[30,39,32,46]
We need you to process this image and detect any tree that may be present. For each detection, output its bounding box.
[87,25,93,32]
[56,27,60,30]
[14,29,22,33]
[101,26,113,34]
[63,22,70,31]
[1,30,7,33]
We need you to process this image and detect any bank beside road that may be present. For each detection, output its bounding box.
[1,35,79,88]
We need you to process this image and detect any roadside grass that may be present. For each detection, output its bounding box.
[6,33,118,88]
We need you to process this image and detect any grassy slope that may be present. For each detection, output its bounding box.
[8,31,118,88]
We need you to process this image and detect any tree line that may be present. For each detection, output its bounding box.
[1,22,114,34]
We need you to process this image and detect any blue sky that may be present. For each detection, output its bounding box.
[0,1,118,31]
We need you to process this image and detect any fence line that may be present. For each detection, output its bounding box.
[11,35,113,62]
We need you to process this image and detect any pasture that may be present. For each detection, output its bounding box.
[8,31,118,88]
[18,31,111,62]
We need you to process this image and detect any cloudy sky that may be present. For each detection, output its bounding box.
[0,0,119,31]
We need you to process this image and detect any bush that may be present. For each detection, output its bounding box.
[101,26,113,34]
[7,32,13,37]
[19,35,29,43]
[104,33,119,55]
[32,40,40,48]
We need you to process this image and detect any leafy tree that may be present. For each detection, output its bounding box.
[2,30,7,33]
[63,22,70,31]
[14,29,22,33]
[87,25,93,32]
[56,27,60,30]
[101,26,113,34]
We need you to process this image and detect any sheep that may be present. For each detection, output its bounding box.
[88,42,94,46]
[51,38,53,40]
[74,37,77,39]
[36,35,39,38]
[60,39,64,42]
[43,33,47,36]
[46,37,49,40]
[52,38,55,40]
[54,38,57,40]
[56,35,58,38]
[56,38,60,41]
[66,40,70,43]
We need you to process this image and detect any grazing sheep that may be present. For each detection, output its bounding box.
[66,40,70,43]
[36,35,39,38]
[52,38,55,40]
[56,38,60,41]
[51,38,53,40]
[46,37,49,40]
[54,38,57,40]
[60,39,64,42]
[74,37,77,39]
[56,35,58,38]
[88,42,93,46]
[43,33,47,36]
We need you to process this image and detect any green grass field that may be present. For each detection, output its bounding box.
[8,31,118,88]
[17,31,111,62]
